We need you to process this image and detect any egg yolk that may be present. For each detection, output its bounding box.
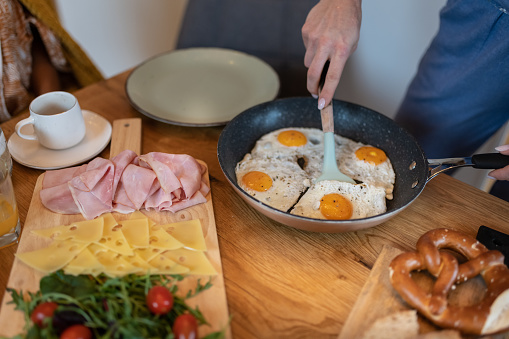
[277,130,307,147]
[355,146,387,165]
[242,171,273,192]
[319,193,353,220]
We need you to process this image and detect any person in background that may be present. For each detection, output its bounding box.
[302,0,509,195]
[0,0,102,122]
[177,0,317,99]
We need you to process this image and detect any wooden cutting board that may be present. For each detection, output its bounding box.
[0,118,231,338]
[338,245,509,339]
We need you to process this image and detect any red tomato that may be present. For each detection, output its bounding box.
[60,324,92,339]
[146,286,174,315]
[30,301,59,328]
[173,313,198,339]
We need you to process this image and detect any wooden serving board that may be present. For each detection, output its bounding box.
[338,245,509,339]
[0,118,231,338]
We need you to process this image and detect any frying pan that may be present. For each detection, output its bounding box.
[217,98,509,233]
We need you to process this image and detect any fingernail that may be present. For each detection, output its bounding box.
[318,98,325,110]
[495,144,509,152]
[312,93,318,99]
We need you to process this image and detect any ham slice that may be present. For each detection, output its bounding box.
[40,150,209,219]
[113,164,156,211]
[68,158,115,220]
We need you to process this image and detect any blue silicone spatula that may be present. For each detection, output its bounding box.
[315,62,356,184]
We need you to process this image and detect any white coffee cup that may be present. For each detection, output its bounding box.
[15,91,86,150]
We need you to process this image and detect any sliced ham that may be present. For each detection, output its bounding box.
[165,190,207,213]
[111,149,137,194]
[40,150,209,219]
[68,158,115,219]
[39,183,81,214]
[42,164,87,189]
[113,164,156,211]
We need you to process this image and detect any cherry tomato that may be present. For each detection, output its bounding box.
[146,286,174,315]
[60,324,92,339]
[173,313,198,339]
[30,301,59,328]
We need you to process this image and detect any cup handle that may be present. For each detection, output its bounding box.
[15,117,37,141]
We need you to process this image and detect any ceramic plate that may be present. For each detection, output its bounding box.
[8,110,112,170]
[125,48,280,126]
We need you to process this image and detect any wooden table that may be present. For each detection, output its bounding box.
[1,71,509,338]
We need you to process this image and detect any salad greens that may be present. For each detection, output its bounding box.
[4,271,225,339]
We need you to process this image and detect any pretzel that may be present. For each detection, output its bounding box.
[389,228,509,335]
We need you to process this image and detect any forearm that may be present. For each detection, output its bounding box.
[302,0,363,108]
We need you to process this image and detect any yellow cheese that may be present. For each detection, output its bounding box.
[161,219,207,251]
[123,252,155,271]
[134,248,163,262]
[19,212,214,277]
[148,254,190,275]
[31,218,104,243]
[16,240,88,273]
[119,218,149,248]
[148,224,184,250]
[94,218,133,256]
[162,248,216,275]
[65,248,103,276]
[129,210,147,220]
[94,248,141,277]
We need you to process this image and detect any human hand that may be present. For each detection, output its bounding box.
[488,145,509,181]
[302,0,362,109]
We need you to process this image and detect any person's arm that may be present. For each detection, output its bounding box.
[488,145,509,181]
[30,29,60,96]
[302,0,362,109]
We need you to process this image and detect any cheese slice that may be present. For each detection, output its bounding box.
[134,248,163,262]
[161,219,207,251]
[148,254,190,275]
[148,224,184,250]
[16,240,88,273]
[119,218,149,248]
[94,214,133,256]
[31,218,104,243]
[129,210,157,227]
[65,248,104,276]
[162,248,216,275]
[123,252,155,271]
[94,248,141,277]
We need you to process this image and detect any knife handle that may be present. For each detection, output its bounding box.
[472,153,509,169]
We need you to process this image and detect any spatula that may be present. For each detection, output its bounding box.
[315,62,356,184]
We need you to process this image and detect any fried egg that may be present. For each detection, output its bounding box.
[338,142,395,199]
[236,156,311,212]
[250,127,324,160]
[251,127,356,179]
[290,180,387,220]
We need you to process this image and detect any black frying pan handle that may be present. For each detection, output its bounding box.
[472,153,509,169]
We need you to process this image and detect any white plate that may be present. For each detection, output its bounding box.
[126,48,280,126]
[8,110,112,170]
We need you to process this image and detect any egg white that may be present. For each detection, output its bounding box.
[290,180,387,220]
[235,127,395,219]
[236,155,311,212]
[338,142,395,199]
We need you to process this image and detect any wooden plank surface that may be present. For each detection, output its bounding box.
[110,118,142,157]
[0,118,230,338]
[2,71,509,338]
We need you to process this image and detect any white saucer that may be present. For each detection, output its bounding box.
[8,110,112,170]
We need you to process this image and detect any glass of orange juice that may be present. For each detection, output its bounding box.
[0,129,19,249]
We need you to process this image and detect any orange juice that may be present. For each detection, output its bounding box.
[0,199,18,236]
